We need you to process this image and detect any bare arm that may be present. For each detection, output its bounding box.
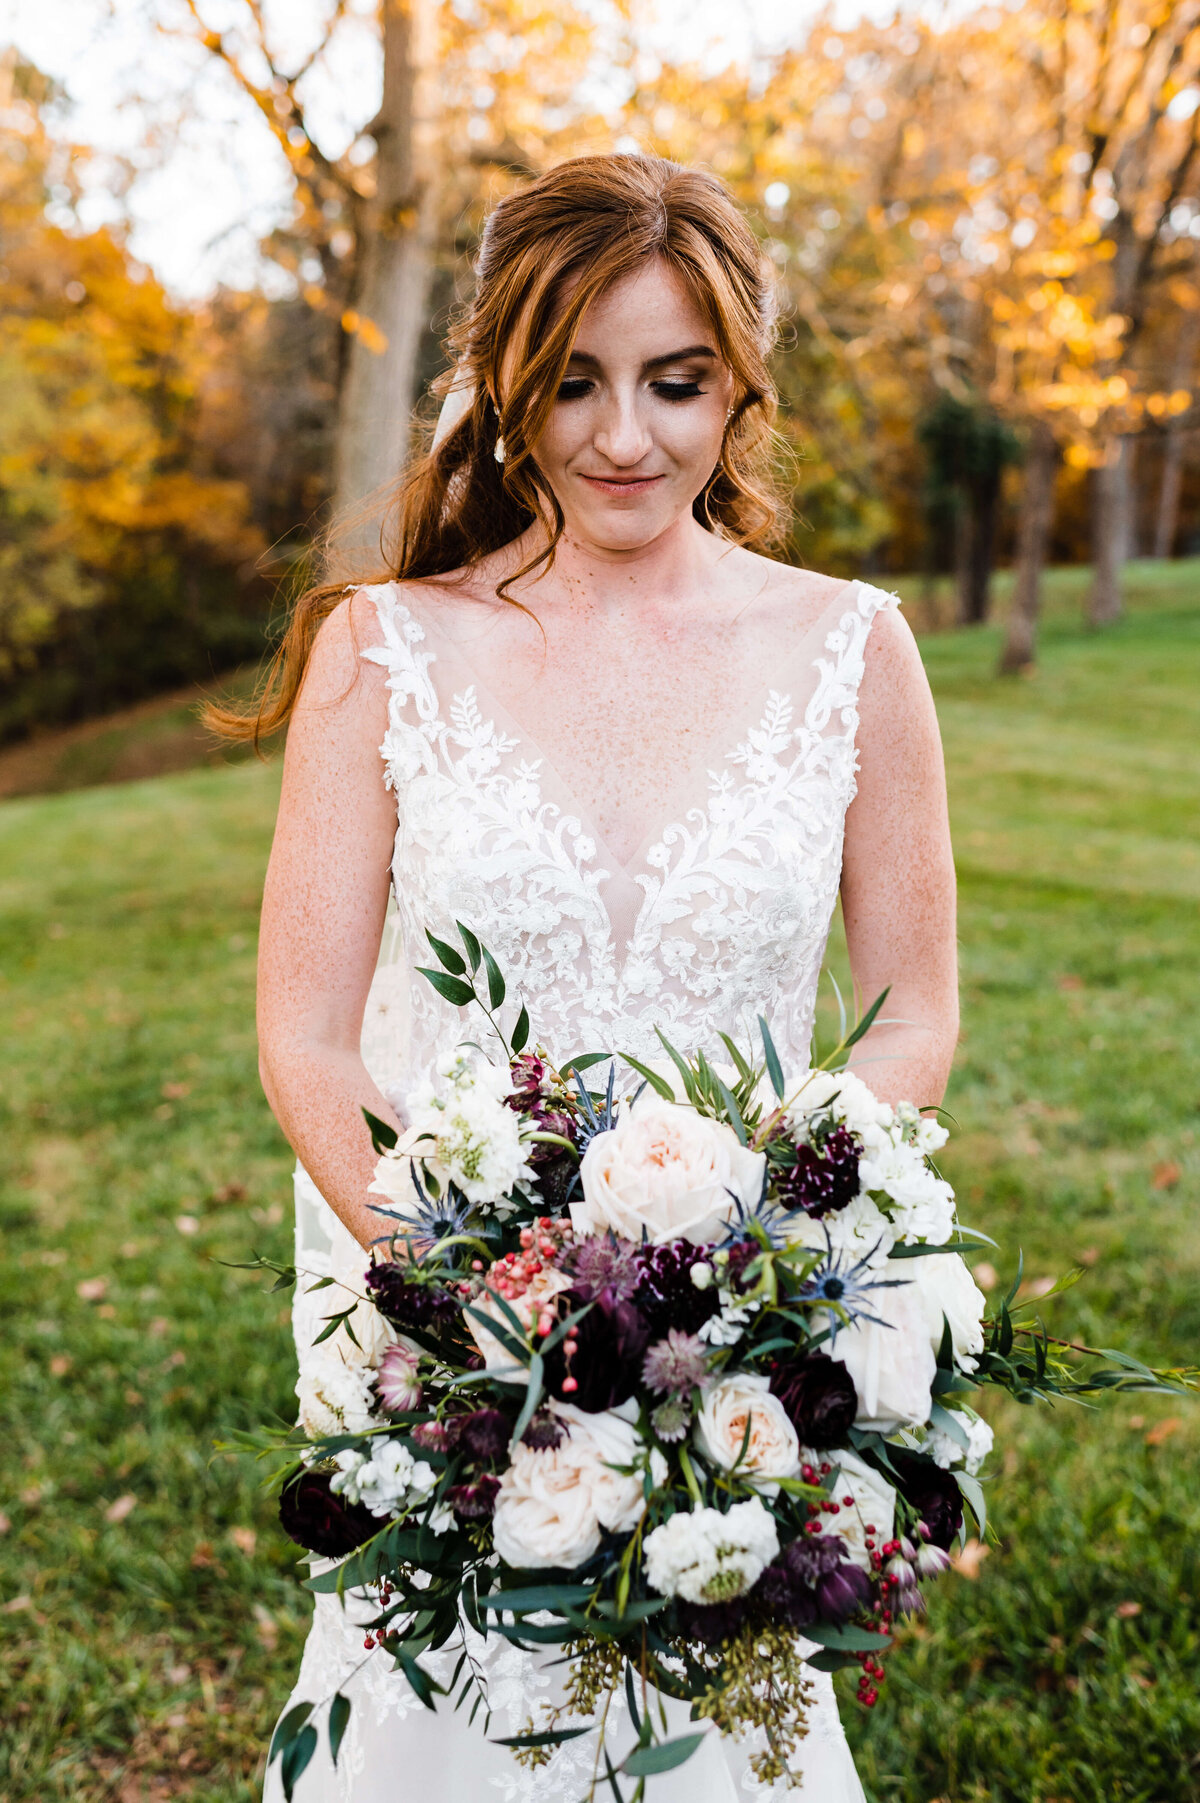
[256,593,401,1250]
[839,607,959,1110]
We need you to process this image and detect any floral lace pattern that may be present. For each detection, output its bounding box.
[357,577,898,1098]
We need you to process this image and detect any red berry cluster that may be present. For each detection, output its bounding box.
[363,1580,398,1652]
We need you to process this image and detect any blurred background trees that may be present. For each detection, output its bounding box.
[2,0,1199,741]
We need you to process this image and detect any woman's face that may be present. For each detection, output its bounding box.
[525,259,736,555]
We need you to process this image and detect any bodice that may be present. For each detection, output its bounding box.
[355,576,899,1108]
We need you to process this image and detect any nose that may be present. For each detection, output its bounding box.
[592,393,653,469]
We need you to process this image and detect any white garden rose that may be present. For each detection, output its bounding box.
[571,1094,765,1245]
[827,1278,937,1432]
[694,1373,800,1490]
[642,1498,779,1604]
[925,1407,994,1474]
[491,1405,660,1570]
[783,1068,894,1138]
[911,1252,988,1371]
[465,1267,573,1379]
[818,1447,896,1571]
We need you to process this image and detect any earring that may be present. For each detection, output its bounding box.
[494,434,506,464]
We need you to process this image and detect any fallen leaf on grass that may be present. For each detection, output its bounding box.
[175,1215,199,1236]
[210,1182,247,1205]
[1078,1247,1100,1267]
[229,1527,257,1555]
[1144,1416,1181,1446]
[161,1082,191,1100]
[951,1538,991,1580]
[1126,1414,1145,1430]
[0,1512,10,1534]
[76,1277,108,1302]
[149,1317,169,1336]
[973,1261,998,1292]
[1152,1161,1181,1190]
[1056,974,1084,991]
[2,1595,32,1613]
[49,1354,72,1377]
[1115,1600,1142,1618]
[253,1603,278,1650]
[105,1494,138,1524]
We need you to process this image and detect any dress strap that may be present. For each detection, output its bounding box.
[356,581,441,791]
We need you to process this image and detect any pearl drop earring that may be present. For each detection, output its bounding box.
[494,434,506,464]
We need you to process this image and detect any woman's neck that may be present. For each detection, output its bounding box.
[508,512,727,620]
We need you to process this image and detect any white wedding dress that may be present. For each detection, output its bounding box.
[265,575,900,1803]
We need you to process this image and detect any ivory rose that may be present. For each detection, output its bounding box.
[491,1404,660,1570]
[910,1252,988,1371]
[694,1373,800,1490]
[826,1279,937,1432]
[571,1095,765,1246]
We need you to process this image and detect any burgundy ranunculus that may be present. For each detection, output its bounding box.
[776,1126,861,1219]
[508,1053,549,1101]
[768,1352,858,1450]
[887,1448,963,1550]
[365,1264,462,1334]
[278,1470,378,1558]
[457,1407,511,1464]
[449,1473,500,1522]
[633,1241,720,1338]
[543,1285,649,1411]
[674,1595,749,1643]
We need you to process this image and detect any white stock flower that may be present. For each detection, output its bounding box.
[819,1448,896,1571]
[785,1192,896,1267]
[783,1069,894,1138]
[859,1142,956,1245]
[827,1278,937,1432]
[296,1356,380,1439]
[925,1408,994,1474]
[642,1499,779,1604]
[331,1436,440,1520]
[894,1100,949,1155]
[571,1094,765,1245]
[911,1252,988,1371]
[491,1405,662,1570]
[399,1052,533,1208]
[694,1374,800,1490]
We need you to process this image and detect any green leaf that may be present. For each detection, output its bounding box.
[757,1014,785,1100]
[559,1051,612,1076]
[328,1693,351,1767]
[509,1351,545,1448]
[622,1732,707,1776]
[620,1053,676,1101]
[709,1069,748,1144]
[802,1622,892,1652]
[311,1308,355,1347]
[717,1031,755,1083]
[491,1726,594,1750]
[399,1651,446,1710]
[955,1469,988,1539]
[425,929,467,975]
[416,966,476,1008]
[457,921,482,972]
[842,985,891,1050]
[803,1647,861,1673]
[930,1400,971,1451]
[654,1028,698,1104]
[269,1700,314,1763]
[482,945,506,1009]
[281,1724,318,1798]
[511,1004,530,1055]
[362,1107,398,1152]
[479,1583,597,1614]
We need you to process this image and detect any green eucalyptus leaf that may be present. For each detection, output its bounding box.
[281,1724,318,1798]
[328,1693,351,1767]
[269,1700,314,1763]
[425,929,467,975]
[511,1004,530,1055]
[416,966,476,1008]
[622,1733,707,1776]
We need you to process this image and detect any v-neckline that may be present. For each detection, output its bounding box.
[397,578,865,882]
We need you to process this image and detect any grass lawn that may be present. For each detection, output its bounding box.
[1,563,1197,1802]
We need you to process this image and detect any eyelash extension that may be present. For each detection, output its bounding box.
[555,378,708,402]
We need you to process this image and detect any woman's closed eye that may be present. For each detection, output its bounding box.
[555,377,708,402]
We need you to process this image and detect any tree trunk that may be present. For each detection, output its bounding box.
[1153,423,1187,558]
[1086,434,1135,625]
[999,420,1058,674]
[959,463,1001,625]
[331,0,438,558]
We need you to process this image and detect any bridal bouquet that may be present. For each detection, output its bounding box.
[259,926,1189,1799]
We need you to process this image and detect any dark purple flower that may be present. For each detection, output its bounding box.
[673,1595,749,1643]
[278,1470,378,1558]
[521,1411,566,1450]
[543,1285,649,1411]
[768,1353,858,1450]
[365,1264,462,1334]
[509,1053,549,1101]
[449,1473,500,1522]
[887,1448,963,1550]
[633,1241,720,1338]
[457,1408,511,1464]
[775,1125,862,1219]
[758,1532,869,1627]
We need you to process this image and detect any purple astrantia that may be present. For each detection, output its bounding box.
[642,1330,709,1397]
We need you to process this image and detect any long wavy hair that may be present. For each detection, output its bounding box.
[210,152,783,744]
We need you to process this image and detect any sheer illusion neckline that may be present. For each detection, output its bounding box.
[377,575,866,884]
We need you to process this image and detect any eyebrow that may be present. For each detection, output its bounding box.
[565,345,719,374]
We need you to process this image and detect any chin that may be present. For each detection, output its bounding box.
[565,500,687,552]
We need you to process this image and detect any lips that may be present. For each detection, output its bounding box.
[580,473,664,495]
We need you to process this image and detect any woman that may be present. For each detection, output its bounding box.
[249,153,957,1801]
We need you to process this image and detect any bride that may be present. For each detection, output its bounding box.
[251,152,957,1801]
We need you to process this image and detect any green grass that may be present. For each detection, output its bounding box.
[2,566,1198,1801]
